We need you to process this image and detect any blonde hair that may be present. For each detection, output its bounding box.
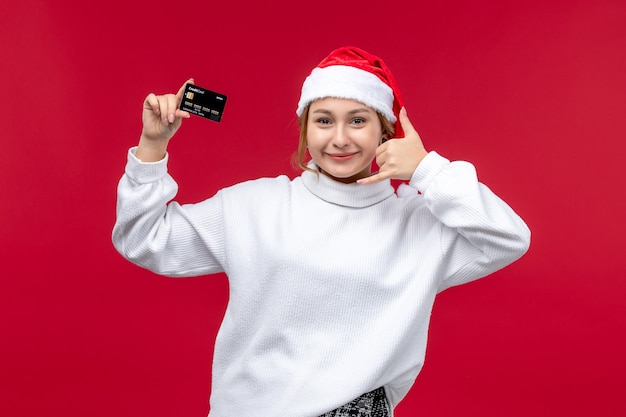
[291,104,396,173]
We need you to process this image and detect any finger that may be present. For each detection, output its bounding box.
[356,170,391,185]
[144,93,161,116]
[176,77,194,100]
[375,143,390,169]
[375,140,388,158]
[165,93,180,124]
[175,109,191,119]
[154,95,168,125]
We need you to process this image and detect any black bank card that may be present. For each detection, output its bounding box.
[179,83,227,122]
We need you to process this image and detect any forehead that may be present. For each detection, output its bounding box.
[309,97,376,114]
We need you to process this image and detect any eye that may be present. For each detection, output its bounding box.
[351,117,366,125]
[315,117,332,125]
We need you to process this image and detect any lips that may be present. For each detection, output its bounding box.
[327,152,358,161]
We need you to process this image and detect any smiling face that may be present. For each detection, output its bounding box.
[306,97,385,183]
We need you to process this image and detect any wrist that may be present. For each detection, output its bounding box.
[136,135,168,162]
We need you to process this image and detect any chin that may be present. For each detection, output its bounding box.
[323,167,369,183]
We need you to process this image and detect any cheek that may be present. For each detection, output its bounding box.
[363,145,379,161]
[358,132,382,152]
[360,138,382,163]
[305,128,329,149]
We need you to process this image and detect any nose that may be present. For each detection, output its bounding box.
[332,126,350,147]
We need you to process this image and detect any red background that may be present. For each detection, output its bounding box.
[1,0,625,416]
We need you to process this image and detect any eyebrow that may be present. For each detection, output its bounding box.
[310,107,372,115]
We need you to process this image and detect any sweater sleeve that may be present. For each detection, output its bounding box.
[408,151,531,292]
[111,147,226,277]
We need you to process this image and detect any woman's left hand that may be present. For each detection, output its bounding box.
[357,107,428,184]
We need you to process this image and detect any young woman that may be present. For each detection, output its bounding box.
[113,46,530,417]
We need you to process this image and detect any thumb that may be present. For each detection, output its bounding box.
[176,78,195,101]
[398,107,417,137]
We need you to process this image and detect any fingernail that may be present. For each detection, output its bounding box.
[168,113,175,123]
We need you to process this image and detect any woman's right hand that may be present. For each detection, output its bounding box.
[136,78,193,161]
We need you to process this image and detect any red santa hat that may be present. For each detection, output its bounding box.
[296,46,405,137]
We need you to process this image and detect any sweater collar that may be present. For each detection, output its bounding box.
[300,162,395,208]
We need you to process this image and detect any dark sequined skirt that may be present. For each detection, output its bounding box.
[318,387,390,417]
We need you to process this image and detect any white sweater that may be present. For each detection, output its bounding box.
[112,148,530,417]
